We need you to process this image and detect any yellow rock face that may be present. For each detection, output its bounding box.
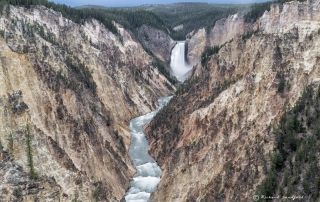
[0,4,175,202]
[148,1,320,201]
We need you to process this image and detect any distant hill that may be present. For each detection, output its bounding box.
[77,3,250,40]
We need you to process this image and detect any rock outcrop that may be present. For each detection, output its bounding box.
[259,0,320,33]
[0,149,62,202]
[137,25,176,63]
[0,4,174,201]
[186,12,255,68]
[186,14,248,68]
[186,28,207,66]
[147,0,320,201]
[209,13,249,46]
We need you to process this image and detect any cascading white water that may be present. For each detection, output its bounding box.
[170,41,192,82]
[125,41,190,201]
[125,96,172,202]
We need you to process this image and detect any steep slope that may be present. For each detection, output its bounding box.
[186,12,253,67]
[0,150,62,202]
[0,4,175,202]
[137,25,176,64]
[146,1,320,201]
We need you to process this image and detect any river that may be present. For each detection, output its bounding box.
[125,41,190,201]
[125,96,172,201]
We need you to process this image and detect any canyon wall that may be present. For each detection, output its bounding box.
[0,4,174,201]
[147,0,320,201]
[208,13,248,47]
[137,25,176,63]
[186,13,252,68]
[186,28,207,67]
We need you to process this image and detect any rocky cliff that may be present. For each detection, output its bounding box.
[186,28,207,67]
[186,12,254,68]
[0,4,174,201]
[137,25,176,64]
[147,0,320,201]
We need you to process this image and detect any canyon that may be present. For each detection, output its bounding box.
[0,4,175,202]
[147,0,320,201]
[0,0,319,201]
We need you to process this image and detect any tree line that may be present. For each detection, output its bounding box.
[0,0,120,37]
[244,0,307,23]
[255,85,320,201]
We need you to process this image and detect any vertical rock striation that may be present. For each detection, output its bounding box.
[147,1,320,201]
[186,13,251,68]
[0,4,175,201]
[137,25,176,64]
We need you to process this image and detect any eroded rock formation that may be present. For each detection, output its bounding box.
[147,1,320,201]
[137,25,176,63]
[186,13,250,67]
[0,4,174,201]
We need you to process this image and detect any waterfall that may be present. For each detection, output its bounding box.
[125,41,191,201]
[170,41,192,82]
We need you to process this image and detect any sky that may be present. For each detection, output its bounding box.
[51,0,269,7]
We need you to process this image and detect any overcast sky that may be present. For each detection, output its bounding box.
[51,0,269,7]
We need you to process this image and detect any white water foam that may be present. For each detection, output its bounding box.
[125,96,172,202]
[170,41,193,82]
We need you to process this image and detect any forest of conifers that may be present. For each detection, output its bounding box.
[0,0,293,41]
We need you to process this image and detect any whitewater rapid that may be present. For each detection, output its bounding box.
[170,41,193,82]
[125,96,172,202]
[125,41,190,201]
